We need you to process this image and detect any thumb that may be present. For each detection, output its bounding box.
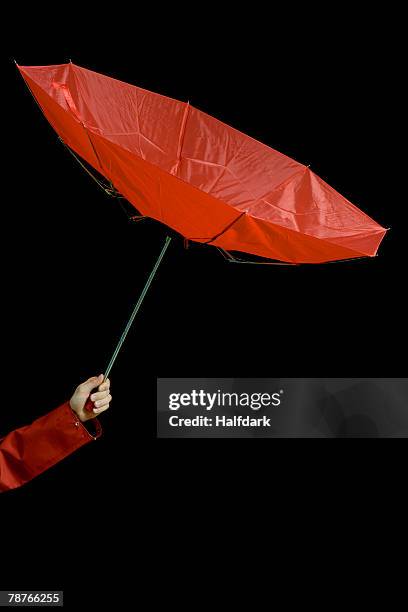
[80,374,104,395]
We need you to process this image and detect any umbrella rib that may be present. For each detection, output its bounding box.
[187,211,246,243]
[172,102,190,175]
[205,211,246,243]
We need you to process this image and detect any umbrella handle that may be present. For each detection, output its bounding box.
[85,399,95,413]
[84,236,172,413]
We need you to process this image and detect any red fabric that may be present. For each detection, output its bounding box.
[17,63,387,263]
[0,403,100,492]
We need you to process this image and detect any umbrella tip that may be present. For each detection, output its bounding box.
[12,58,18,65]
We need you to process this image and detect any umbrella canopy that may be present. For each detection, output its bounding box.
[17,62,387,263]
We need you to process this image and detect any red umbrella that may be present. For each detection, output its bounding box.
[16,62,387,401]
[17,62,387,264]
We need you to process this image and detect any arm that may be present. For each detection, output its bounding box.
[0,375,111,492]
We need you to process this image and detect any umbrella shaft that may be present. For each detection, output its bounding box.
[104,236,172,379]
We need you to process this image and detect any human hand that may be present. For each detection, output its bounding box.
[69,375,112,422]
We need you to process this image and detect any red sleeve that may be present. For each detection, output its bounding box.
[0,402,102,492]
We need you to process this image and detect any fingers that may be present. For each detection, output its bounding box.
[93,394,112,409]
[93,394,112,414]
[97,379,110,393]
[90,389,110,402]
[78,374,104,395]
[90,378,110,401]
[93,405,109,415]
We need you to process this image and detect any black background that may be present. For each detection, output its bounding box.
[1,8,406,607]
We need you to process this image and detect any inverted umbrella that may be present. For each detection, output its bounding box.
[16,62,387,400]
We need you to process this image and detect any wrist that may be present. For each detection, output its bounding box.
[69,400,84,421]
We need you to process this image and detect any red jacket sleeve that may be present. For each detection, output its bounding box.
[0,402,101,492]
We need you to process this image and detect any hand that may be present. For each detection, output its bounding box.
[69,374,112,422]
